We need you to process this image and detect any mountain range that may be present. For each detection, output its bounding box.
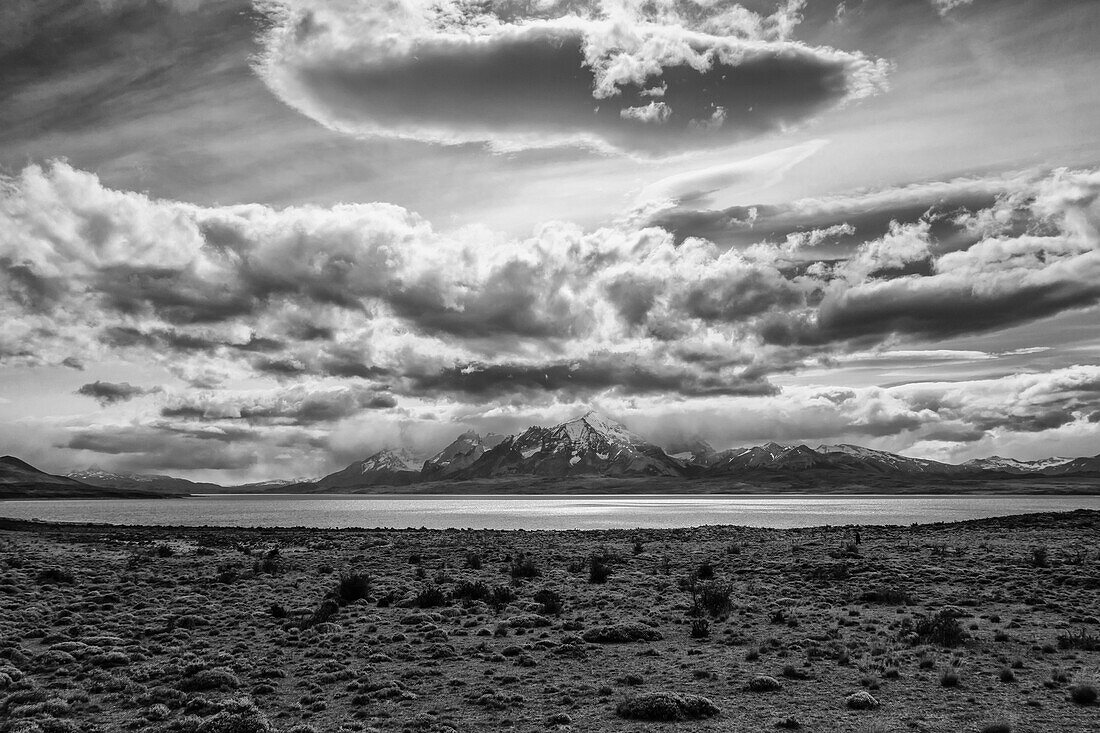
[195,411,1100,492]
[3,411,1098,498]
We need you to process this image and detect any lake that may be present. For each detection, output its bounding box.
[1,493,1098,530]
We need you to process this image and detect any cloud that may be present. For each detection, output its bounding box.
[254,0,888,153]
[161,383,396,424]
[75,380,159,405]
[646,173,1016,250]
[3,160,1100,416]
[65,423,264,471]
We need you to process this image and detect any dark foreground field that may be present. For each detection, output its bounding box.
[0,512,1097,733]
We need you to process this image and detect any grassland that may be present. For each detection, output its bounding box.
[0,511,1097,732]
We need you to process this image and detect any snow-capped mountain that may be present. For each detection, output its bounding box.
[1032,454,1100,476]
[707,443,840,473]
[703,442,969,477]
[422,431,507,477]
[456,411,689,478]
[67,468,225,494]
[962,456,1075,474]
[312,448,424,490]
[818,444,963,474]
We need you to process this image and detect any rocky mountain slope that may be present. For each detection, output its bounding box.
[311,449,423,491]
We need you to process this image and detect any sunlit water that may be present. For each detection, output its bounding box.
[2,494,1098,530]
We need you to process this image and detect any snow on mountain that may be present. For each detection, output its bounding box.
[313,448,424,490]
[817,444,960,474]
[423,431,506,477]
[358,448,422,474]
[709,443,836,472]
[67,468,224,493]
[962,456,1075,474]
[458,411,688,478]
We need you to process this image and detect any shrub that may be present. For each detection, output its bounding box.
[253,548,281,576]
[1070,684,1097,706]
[268,603,287,619]
[453,580,491,603]
[305,599,339,628]
[583,622,663,643]
[696,561,714,580]
[845,691,879,710]
[747,675,782,692]
[179,668,241,692]
[690,618,709,639]
[155,544,174,558]
[195,697,270,733]
[533,588,563,615]
[999,668,1015,683]
[464,552,482,570]
[1057,628,1099,651]
[414,585,447,608]
[588,555,612,584]
[698,581,732,617]
[1030,546,1050,568]
[615,692,719,721]
[509,554,540,579]
[334,572,371,605]
[489,585,516,611]
[911,610,965,647]
[36,568,74,584]
[940,668,961,687]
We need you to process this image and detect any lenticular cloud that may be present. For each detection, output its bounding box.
[253,0,889,153]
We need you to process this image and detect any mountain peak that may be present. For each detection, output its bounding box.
[359,448,421,473]
[556,411,643,446]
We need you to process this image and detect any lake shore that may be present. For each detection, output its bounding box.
[1,511,1097,732]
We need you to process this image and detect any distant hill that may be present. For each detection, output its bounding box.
[68,469,226,495]
[1,457,165,499]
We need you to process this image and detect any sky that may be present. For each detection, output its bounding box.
[1,0,1099,482]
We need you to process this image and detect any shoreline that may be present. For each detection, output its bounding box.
[2,507,1097,535]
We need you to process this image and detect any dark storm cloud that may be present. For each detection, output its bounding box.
[161,384,396,425]
[412,357,776,399]
[258,4,887,153]
[319,349,392,379]
[764,276,1100,346]
[75,380,158,406]
[65,423,259,471]
[60,356,85,371]
[95,265,258,324]
[99,326,287,355]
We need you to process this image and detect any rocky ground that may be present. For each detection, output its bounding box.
[0,511,1097,733]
